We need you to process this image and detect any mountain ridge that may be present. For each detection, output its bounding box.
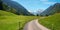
[0,0,33,15]
[40,3,60,16]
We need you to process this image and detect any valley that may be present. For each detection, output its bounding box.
[0,0,60,30]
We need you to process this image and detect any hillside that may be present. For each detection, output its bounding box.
[39,13,60,30]
[0,0,33,15]
[0,10,16,16]
[40,3,60,16]
[0,0,3,10]
[0,10,37,30]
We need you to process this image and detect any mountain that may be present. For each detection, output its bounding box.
[37,9,44,15]
[29,9,44,16]
[40,3,60,16]
[0,0,33,15]
[0,0,3,10]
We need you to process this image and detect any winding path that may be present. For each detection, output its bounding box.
[23,19,50,30]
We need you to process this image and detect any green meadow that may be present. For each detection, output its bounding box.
[0,10,60,30]
[0,10,38,30]
[39,13,60,30]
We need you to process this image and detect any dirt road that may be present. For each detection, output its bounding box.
[23,19,50,30]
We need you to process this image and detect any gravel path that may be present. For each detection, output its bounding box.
[23,19,50,30]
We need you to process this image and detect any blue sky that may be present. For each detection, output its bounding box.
[12,0,60,12]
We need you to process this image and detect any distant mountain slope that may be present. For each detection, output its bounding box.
[37,9,44,15]
[0,0,33,15]
[0,0,3,10]
[40,3,60,16]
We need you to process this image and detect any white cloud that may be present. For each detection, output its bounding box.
[28,10,37,12]
[40,0,48,2]
[40,0,56,5]
[43,2,56,5]
[28,10,32,12]
[12,0,17,1]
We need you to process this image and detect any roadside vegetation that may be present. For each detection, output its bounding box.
[39,13,60,30]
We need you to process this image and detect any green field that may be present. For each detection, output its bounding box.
[39,13,60,30]
[1,10,60,30]
[0,10,38,30]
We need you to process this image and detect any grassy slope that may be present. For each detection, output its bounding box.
[0,10,38,30]
[0,10,16,16]
[39,13,60,30]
